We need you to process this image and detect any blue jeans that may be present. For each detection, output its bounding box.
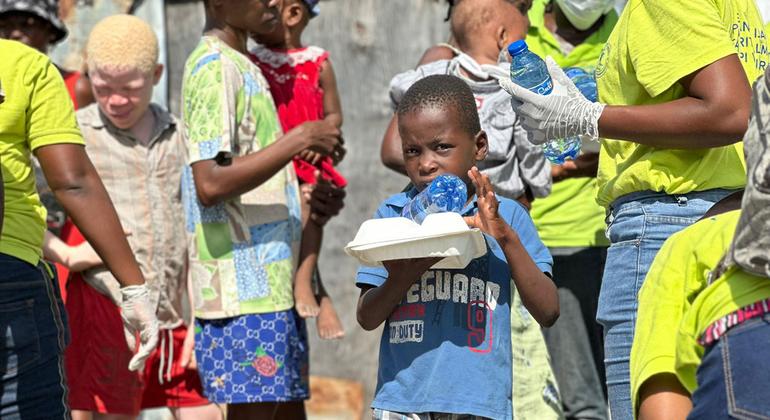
[596,189,735,420]
[688,314,770,419]
[0,254,70,419]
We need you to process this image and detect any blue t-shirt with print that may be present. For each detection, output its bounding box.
[356,189,552,420]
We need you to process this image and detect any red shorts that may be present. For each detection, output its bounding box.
[65,276,209,414]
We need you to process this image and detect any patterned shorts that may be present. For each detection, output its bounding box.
[194,310,309,404]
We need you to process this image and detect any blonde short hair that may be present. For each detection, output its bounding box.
[86,14,158,74]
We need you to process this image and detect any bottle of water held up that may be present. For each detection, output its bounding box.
[508,40,580,164]
[561,67,599,158]
[401,174,468,224]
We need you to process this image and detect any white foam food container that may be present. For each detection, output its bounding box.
[344,212,487,269]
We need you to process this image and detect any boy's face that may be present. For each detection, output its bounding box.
[90,65,161,130]
[399,106,487,192]
[222,0,280,35]
[0,12,55,53]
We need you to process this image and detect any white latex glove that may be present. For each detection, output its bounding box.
[499,56,606,145]
[120,284,159,371]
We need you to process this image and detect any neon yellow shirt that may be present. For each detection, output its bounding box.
[527,0,616,247]
[630,210,770,415]
[0,40,84,265]
[595,0,768,208]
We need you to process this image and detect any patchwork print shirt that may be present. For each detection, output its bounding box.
[181,36,301,319]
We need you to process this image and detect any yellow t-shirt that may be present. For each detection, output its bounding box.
[0,40,84,265]
[527,0,616,247]
[595,0,768,208]
[629,210,770,416]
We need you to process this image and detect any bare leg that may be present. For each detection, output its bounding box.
[70,411,92,420]
[315,272,344,340]
[171,403,224,420]
[295,199,321,318]
[227,402,278,420]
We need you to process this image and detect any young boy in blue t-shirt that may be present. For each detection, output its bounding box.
[356,74,559,420]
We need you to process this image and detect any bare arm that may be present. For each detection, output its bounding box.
[36,143,143,287]
[599,54,751,149]
[637,373,692,420]
[498,223,559,326]
[319,59,343,129]
[356,257,441,331]
[192,121,339,206]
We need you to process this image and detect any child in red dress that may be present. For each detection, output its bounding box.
[251,0,345,339]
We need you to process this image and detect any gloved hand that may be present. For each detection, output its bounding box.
[499,56,606,145]
[120,284,159,371]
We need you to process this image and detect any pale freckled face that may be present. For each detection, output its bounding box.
[90,66,157,130]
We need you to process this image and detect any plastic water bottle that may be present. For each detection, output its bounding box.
[508,40,580,164]
[508,40,553,95]
[401,174,468,224]
[556,67,601,159]
[564,67,598,102]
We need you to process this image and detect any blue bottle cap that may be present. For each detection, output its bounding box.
[507,40,528,56]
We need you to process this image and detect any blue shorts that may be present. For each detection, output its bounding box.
[194,310,309,404]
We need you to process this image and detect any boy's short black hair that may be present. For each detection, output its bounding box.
[397,74,481,137]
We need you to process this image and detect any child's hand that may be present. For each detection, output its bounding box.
[302,171,345,226]
[383,257,442,282]
[298,149,323,165]
[464,167,513,243]
[331,137,347,165]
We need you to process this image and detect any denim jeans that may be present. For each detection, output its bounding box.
[0,254,70,419]
[596,189,735,420]
[687,314,770,419]
[542,247,608,420]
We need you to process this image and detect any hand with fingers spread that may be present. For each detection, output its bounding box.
[499,56,605,145]
[463,167,514,243]
[120,284,160,371]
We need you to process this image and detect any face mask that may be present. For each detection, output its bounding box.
[455,53,508,80]
[555,0,614,31]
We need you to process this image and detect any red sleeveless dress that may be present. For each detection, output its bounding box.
[250,45,346,187]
